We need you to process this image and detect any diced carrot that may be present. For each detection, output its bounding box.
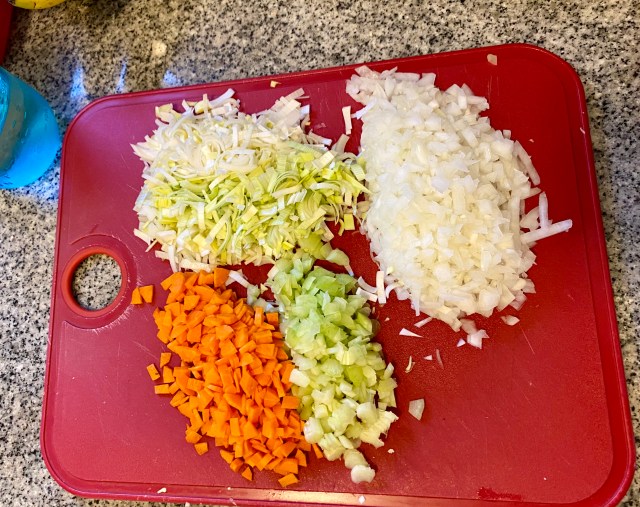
[295,449,307,467]
[154,384,171,395]
[139,285,154,304]
[280,362,294,384]
[170,391,188,407]
[278,473,298,488]
[272,374,285,398]
[220,449,234,464]
[213,267,230,288]
[256,453,274,471]
[254,306,264,326]
[185,272,199,289]
[159,352,172,368]
[194,442,208,455]
[187,324,202,343]
[229,458,243,473]
[131,287,143,305]
[262,388,279,408]
[297,439,311,452]
[241,466,253,481]
[281,396,299,410]
[185,428,202,444]
[162,366,175,384]
[266,457,282,471]
[242,420,260,440]
[183,294,200,311]
[274,440,297,458]
[266,312,279,326]
[274,458,298,476]
[312,443,324,459]
[146,364,160,381]
[240,371,258,395]
[256,343,276,359]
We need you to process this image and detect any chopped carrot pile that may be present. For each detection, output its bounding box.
[145,269,317,486]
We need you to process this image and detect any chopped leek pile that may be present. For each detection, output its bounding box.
[133,89,367,272]
[267,254,398,483]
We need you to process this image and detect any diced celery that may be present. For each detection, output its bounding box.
[267,253,398,482]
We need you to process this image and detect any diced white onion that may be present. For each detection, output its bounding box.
[538,192,550,228]
[347,67,572,331]
[399,328,421,338]
[414,316,433,328]
[502,315,520,326]
[467,329,489,349]
[376,270,387,304]
[521,219,573,244]
[342,106,353,135]
[408,398,425,420]
[405,355,414,373]
[357,277,377,293]
[355,287,377,302]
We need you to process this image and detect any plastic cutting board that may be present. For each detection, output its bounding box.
[42,44,634,506]
[0,3,12,63]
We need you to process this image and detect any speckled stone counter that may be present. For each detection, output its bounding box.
[0,1,638,506]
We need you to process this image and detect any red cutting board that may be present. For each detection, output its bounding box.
[0,3,12,62]
[42,44,634,506]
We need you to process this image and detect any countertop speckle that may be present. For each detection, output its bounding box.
[0,0,638,506]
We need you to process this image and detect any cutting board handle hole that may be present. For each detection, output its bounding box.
[68,252,123,313]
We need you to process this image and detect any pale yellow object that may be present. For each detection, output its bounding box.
[8,0,66,9]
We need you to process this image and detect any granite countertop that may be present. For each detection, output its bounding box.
[0,0,638,506]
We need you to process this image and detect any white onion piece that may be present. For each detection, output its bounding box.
[457,338,466,347]
[399,328,422,338]
[521,219,573,244]
[460,319,477,335]
[538,192,551,228]
[376,270,387,304]
[414,316,433,328]
[467,329,489,349]
[405,356,415,373]
[408,399,425,420]
[502,315,520,326]
[355,287,377,302]
[357,277,377,294]
[342,106,352,135]
[423,355,433,361]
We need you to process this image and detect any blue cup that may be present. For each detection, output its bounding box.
[0,67,61,189]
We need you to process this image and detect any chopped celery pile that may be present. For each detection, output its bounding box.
[267,254,398,483]
[132,89,367,272]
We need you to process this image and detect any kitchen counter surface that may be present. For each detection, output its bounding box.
[0,1,638,506]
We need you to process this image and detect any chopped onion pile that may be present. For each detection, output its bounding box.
[267,254,398,483]
[133,89,367,272]
[347,67,572,331]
